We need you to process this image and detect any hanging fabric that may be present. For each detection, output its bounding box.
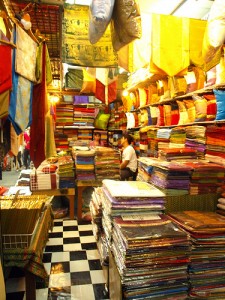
[151,14,189,77]
[30,42,48,169]
[45,110,57,159]
[8,28,33,135]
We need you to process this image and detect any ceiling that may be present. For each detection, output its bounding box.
[0,0,215,80]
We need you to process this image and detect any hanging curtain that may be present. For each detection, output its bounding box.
[30,42,48,169]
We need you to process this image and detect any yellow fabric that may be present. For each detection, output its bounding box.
[10,123,19,156]
[0,90,9,119]
[45,110,57,159]
[62,4,118,67]
[151,14,189,77]
[189,19,206,68]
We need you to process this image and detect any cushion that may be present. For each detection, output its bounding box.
[214,89,225,120]
[184,99,196,123]
[192,95,207,122]
[170,102,180,125]
[177,100,189,125]
[94,111,110,130]
[204,94,217,121]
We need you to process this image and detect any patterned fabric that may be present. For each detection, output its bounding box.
[9,31,33,134]
[62,4,117,67]
[0,90,9,119]
[15,25,37,82]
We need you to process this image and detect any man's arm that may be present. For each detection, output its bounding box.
[120,160,129,169]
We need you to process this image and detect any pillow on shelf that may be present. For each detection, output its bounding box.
[204,94,217,121]
[156,105,165,126]
[164,104,171,126]
[170,102,180,125]
[177,100,190,125]
[150,107,158,125]
[192,95,207,122]
[94,111,111,130]
[214,89,225,121]
[184,99,196,123]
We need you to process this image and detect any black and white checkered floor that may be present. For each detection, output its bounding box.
[5,219,109,300]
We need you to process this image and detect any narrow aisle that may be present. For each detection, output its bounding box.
[6,219,109,300]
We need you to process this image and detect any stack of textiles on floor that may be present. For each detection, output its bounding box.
[150,161,192,193]
[77,129,93,141]
[101,180,166,244]
[17,169,32,186]
[90,187,109,266]
[185,125,206,159]
[54,131,70,150]
[55,103,74,125]
[74,149,95,181]
[137,157,159,182]
[169,127,186,148]
[73,105,98,127]
[57,155,75,188]
[111,214,190,299]
[169,211,225,299]
[205,125,225,163]
[158,148,198,161]
[182,160,225,195]
[156,128,172,152]
[94,147,120,180]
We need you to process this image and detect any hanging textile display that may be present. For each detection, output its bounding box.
[8,29,33,135]
[36,42,52,85]
[45,110,57,159]
[30,42,48,169]
[111,0,142,51]
[202,0,225,71]
[0,90,10,119]
[95,68,118,104]
[15,25,37,82]
[62,4,117,67]
[151,14,189,77]
[189,19,206,68]
[88,0,115,44]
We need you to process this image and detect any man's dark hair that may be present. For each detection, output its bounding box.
[122,132,133,145]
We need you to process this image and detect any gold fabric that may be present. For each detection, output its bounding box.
[62,4,117,67]
[151,14,189,77]
[10,123,19,156]
[45,110,57,159]
[189,19,206,68]
[15,25,37,82]
[0,90,9,119]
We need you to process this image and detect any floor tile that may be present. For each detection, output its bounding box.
[78,224,93,231]
[49,286,71,300]
[52,226,63,233]
[70,251,87,261]
[69,260,90,272]
[51,252,70,263]
[35,288,48,300]
[86,250,101,260]
[63,237,80,244]
[49,273,71,288]
[88,259,103,270]
[48,232,63,238]
[71,284,95,300]
[81,243,97,250]
[43,262,51,275]
[80,236,96,244]
[93,283,109,299]
[63,226,78,231]
[63,231,79,238]
[79,230,94,236]
[46,238,63,246]
[50,262,70,274]
[63,220,78,226]
[53,221,63,226]
[70,271,92,286]
[45,245,64,253]
[42,253,52,263]
[90,270,106,284]
[63,244,82,252]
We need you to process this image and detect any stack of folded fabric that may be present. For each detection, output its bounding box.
[57,155,75,188]
[73,105,98,127]
[185,125,206,159]
[158,148,198,161]
[169,127,186,148]
[150,161,192,192]
[169,211,225,299]
[111,214,190,299]
[157,128,172,152]
[55,103,74,126]
[137,157,159,183]
[74,150,95,181]
[146,127,158,157]
[205,125,225,161]
[94,147,120,180]
[54,131,70,151]
[182,160,225,195]
[77,129,93,142]
[90,187,104,241]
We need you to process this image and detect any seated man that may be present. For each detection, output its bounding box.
[120,132,138,181]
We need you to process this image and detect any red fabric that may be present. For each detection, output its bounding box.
[30,43,47,169]
[0,45,12,93]
[108,80,117,103]
[95,79,105,103]
[157,105,165,126]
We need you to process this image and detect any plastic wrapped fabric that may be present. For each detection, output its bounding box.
[111,0,142,51]
[89,0,115,44]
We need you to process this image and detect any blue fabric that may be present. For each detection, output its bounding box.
[214,89,225,121]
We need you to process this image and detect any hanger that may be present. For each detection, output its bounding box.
[35,29,49,42]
